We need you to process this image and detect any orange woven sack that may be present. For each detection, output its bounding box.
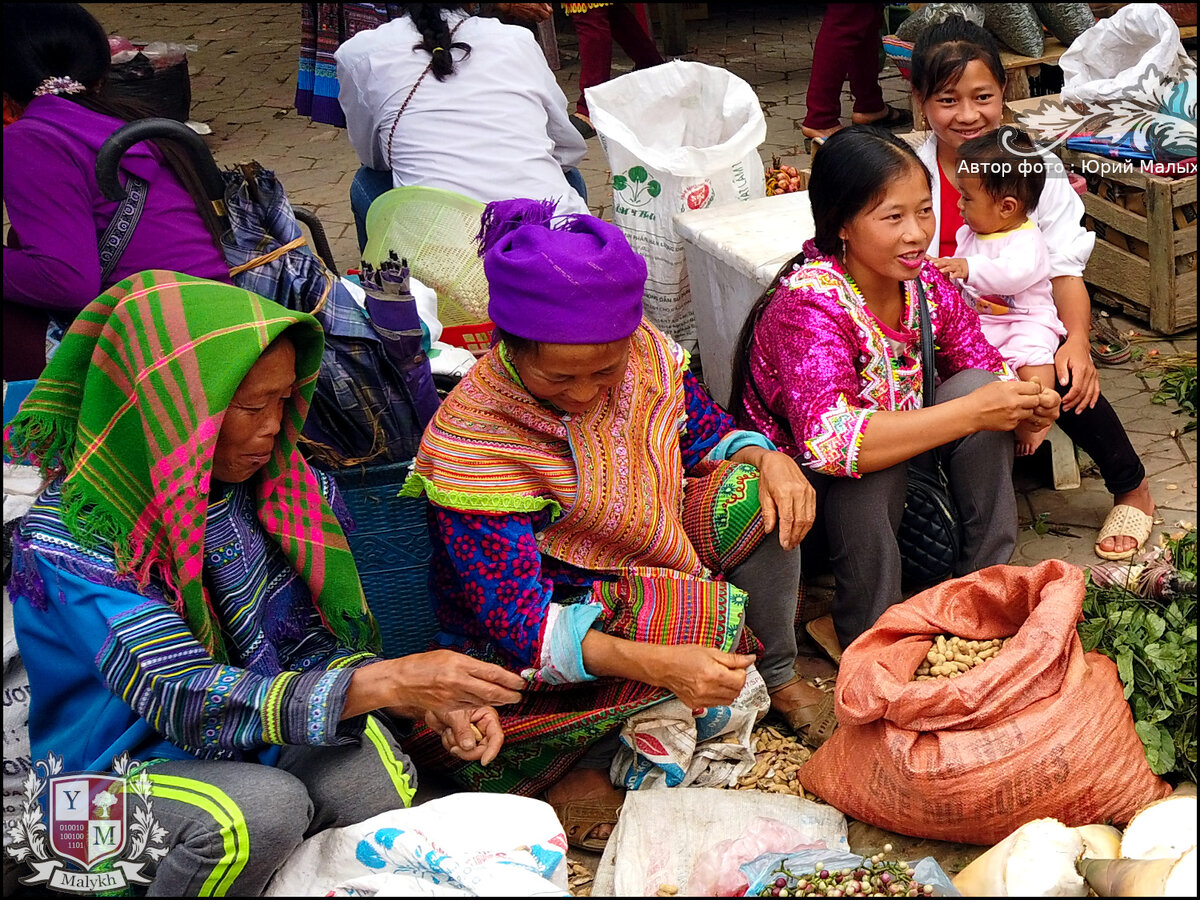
[798,560,1172,844]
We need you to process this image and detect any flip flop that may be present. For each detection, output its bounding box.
[1095,504,1154,561]
[548,795,624,852]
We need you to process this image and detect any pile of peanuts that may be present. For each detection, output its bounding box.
[913,634,1012,680]
[567,860,593,896]
[728,724,819,800]
[655,883,679,897]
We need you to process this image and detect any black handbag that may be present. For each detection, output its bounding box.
[898,278,961,590]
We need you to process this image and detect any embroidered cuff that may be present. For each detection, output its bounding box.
[531,601,604,685]
[707,429,777,462]
[282,666,364,746]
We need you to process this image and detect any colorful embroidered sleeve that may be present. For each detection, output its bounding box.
[428,506,603,679]
[923,264,1016,382]
[75,576,367,759]
[752,281,876,477]
[679,370,777,468]
[680,369,738,470]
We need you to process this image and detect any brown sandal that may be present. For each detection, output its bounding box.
[548,795,624,852]
[771,680,838,750]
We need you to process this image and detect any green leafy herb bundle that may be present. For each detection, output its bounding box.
[1078,530,1197,782]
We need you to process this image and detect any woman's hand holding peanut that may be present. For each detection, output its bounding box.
[967,379,1045,432]
[655,645,755,709]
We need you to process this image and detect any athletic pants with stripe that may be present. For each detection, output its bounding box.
[140,716,416,896]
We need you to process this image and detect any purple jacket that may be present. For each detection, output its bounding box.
[3,96,230,377]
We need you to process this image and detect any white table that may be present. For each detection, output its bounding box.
[674,191,814,407]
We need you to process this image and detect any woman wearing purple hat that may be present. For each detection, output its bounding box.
[400,199,832,851]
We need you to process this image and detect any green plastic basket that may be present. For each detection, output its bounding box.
[363,186,490,327]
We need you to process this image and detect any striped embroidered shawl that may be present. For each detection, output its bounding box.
[404,320,705,576]
[4,270,380,661]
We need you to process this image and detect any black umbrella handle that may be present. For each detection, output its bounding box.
[95,118,226,207]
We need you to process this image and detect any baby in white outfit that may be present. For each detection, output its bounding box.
[934,130,1065,456]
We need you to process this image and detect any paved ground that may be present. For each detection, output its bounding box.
[61,0,1200,880]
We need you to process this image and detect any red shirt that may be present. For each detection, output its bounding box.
[938,163,966,259]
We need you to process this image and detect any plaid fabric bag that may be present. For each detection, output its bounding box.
[222,166,438,464]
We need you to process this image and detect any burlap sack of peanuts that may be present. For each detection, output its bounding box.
[798,560,1171,844]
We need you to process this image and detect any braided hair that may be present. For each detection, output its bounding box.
[405,4,473,81]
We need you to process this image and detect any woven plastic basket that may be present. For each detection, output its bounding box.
[329,460,438,658]
[362,186,490,327]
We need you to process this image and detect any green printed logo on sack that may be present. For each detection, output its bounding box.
[612,166,661,217]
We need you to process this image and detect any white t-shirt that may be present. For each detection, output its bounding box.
[916,134,1094,278]
[337,12,590,216]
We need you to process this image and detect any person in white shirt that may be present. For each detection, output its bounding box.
[337,3,589,249]
[933,130,1065,457]
[910,16,1155,563]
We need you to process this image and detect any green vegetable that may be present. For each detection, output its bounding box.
[1078,530,1197,781]
[1138,357,1196,434]
[1150,363,1197,433]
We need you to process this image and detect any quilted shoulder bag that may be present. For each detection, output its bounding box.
[898,278,961,590]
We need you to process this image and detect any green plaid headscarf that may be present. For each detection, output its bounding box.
[5,270,381,661]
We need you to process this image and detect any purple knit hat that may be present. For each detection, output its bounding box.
[476,198,646,344]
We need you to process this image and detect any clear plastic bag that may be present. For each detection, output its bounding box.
[741,850,960,898]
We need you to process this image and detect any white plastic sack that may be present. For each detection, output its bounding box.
[2,589,32,851]
[1059,4,1192,105]
[610,664,769,790]
[3,461,42,850]
[592,787,848,897]
[587,60,767,353]
[264,793,569,897]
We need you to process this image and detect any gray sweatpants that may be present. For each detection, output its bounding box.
[140,716,416,896]
[805,368,1018,649]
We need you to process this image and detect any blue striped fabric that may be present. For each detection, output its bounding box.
[12,476,378,767]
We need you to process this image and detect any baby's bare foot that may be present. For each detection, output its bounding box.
[1014,421,1051,457]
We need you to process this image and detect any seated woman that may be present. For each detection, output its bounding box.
[336,3,590,249]
[909,17,1155,560]
[401,200,829,851]
[6,271,525,895]
[729,126,1062,653]
[2,3,232,382]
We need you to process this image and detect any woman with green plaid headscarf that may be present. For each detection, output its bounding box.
[6,270,524,896]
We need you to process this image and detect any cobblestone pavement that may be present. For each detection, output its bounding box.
[71,1,1196,871]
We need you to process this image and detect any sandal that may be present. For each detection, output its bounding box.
[770,676,838,749]
[1090,314,1132,365]
[1095,504,1154,561]
[801,124,840,155]
[548,795,624,852]
[852,105,914,130]
[570,112,596,140]
[805,614,843,664]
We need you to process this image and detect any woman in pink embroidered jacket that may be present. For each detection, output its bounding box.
[730,126,1061,651]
